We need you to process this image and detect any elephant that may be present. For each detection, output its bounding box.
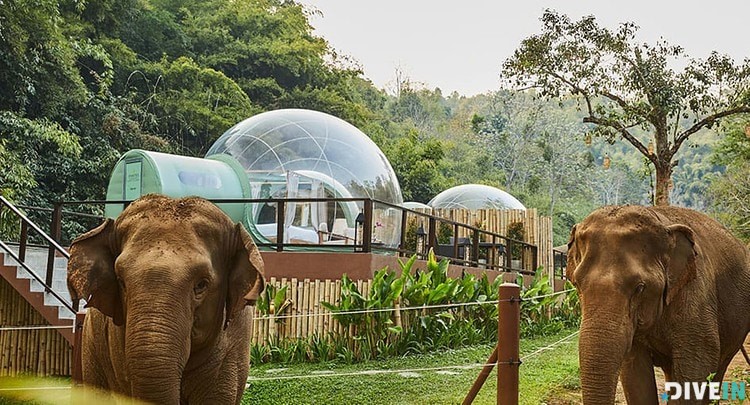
[566,205,750,404]
[67,194,265,404]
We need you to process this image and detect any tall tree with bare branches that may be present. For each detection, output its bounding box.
[503,10,750,205]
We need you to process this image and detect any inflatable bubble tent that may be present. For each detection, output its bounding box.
[429,184,526,211]
[206,109,404,248]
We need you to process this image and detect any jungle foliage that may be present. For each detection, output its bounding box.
[1,1,747,244]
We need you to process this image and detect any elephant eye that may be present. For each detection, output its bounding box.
[635,283,645,295]
[194,279,209,296]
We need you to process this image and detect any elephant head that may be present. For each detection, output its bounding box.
[67,195,265,403]
[566,206,698,404]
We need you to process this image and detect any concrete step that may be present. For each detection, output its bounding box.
[57,307,75,320]
[44,289,71,306]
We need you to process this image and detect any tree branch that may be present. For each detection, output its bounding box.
[583,115,656,163]
[672,105,750,154]
[601,91,632,111]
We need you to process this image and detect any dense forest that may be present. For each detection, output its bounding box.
[1,0,748,244]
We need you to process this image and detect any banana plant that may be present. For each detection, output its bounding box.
[256,284,291,319]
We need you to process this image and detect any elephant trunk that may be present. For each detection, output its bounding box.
[125,299,191,403]
[578,300,633,405]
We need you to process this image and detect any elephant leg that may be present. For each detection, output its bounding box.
[670,342,720,404]
[713,355,733,384]
[620,344,658,405]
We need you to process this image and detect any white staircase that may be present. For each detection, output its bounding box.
[2,245,77,320]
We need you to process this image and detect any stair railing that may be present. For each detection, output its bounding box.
[0,195,76,313]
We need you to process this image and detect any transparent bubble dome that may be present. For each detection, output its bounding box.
[207,109,403,249]
[429,184,526,210]
[207,109,402,203]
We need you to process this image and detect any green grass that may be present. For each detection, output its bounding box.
[0,330,581,405]
[242,329,580,405]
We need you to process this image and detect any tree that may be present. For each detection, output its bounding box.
[385,131,447,203]
[503,10,750,205]
[709,119,750,240]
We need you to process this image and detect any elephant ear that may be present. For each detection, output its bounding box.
[225,223,265,328]
[67,218,125,326]
[565,224,578,283]
[665,224,699,305]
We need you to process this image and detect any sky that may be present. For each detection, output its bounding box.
[299,0,749,96]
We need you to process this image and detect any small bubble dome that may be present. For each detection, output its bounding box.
[429,184,526,211]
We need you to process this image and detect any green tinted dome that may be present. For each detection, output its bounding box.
[429,184,526,210]
[206,109,402,204]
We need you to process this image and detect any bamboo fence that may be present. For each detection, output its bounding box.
[0,278,71,377]
[251,277,373,345]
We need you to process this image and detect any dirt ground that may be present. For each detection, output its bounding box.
[545,336,750,404]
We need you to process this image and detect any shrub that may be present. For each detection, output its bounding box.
[252,250,580,365]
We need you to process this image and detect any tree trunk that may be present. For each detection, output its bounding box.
[654,160,673,206]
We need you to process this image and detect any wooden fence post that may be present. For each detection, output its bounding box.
[463,282,522,405]
[497,283,520,405]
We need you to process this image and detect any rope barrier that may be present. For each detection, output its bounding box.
[254,288,576,321]
[254,300,503,321]
[246,330,581,382]
[522,288,575,301]
[246,362,499,382]
[0,325,74,331]
[520,330,580,362]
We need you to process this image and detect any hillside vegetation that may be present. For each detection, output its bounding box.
[1,0,747,244]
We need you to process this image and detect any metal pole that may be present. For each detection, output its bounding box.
[472,228,480,267]
[399,209,408,255]
[363,199,373,253]
[491,235,497,270]
[497,283,520,405]
[19,221,28,262]
[72,311,86,385]
[453,223,459,259]
[505,240,513,271]
[427,217,436,255]
[46,203,63,289]
[276,201,285,252]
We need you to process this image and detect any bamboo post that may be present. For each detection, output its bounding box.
[290,278,298,339]
[302,279,310,338]
[394,299,402,330]
[280,278,288,339]
[252,307,259,345]
[323,280,330,331]
[316,280,323,334]
[498,283,520,405]
[335,279,342,335]
[296,280,304,339]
